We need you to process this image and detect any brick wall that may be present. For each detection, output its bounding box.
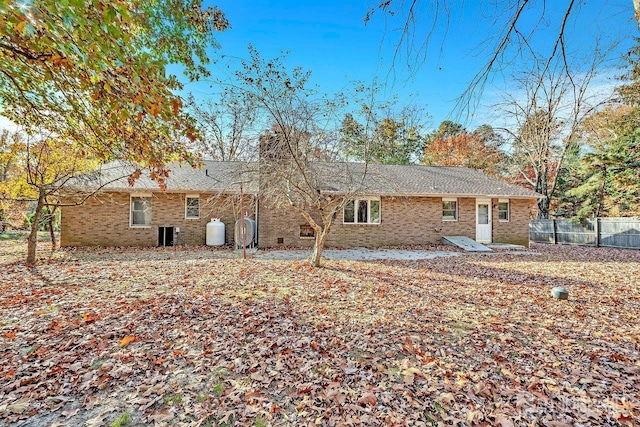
[326,196,477,247]
[258,196,532,248]
[60,192,255,247]
[492,198,532,247]
[61,192,532,248]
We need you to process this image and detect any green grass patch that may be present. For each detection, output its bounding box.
[90,359,105,370]
[212,383,225,397]
[0,231,54,242]
[163,393,182,406]
[111,412,130,427]
[0,231,25,241]
[216,414,236,427]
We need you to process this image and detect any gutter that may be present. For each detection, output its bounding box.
[319,191,544,200]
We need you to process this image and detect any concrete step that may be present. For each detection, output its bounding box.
[442,236,493,252]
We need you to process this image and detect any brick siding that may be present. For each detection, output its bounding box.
[61,192,532,248]
[492,198,532,246]
[258,196,532,248]
[60,192,255,247]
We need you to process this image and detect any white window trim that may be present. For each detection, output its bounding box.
[130,193,152,228]
[343,197,381,225]
[185,194,200,220]
[498,198,510,222]
[442,197,458,222]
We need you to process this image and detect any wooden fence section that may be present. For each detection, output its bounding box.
[530,218,640,249]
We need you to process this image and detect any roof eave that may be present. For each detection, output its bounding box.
[73,187,259,195]
[321,190,542,199]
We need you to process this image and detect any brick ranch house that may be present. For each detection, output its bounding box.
[60,160,541,248]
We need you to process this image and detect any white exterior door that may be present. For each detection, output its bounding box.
[476,199,492,243]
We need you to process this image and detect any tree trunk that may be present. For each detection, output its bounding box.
[537,197,550,219]
[310,228,329,268]
[48,213,57,251]
[595,167,608,218]
[26,189,45,266]
[535,164,550,218]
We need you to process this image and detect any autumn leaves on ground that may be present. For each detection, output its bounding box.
[0,239,639,426]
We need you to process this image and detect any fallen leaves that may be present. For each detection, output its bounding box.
[357,392,377,406]
[0,242,639,425]
[4,399,30,415]
[83,312,97,324]
[119,335,136,348]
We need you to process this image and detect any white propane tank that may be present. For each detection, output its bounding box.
[206,218,225,246]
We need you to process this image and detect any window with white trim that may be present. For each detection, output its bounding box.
[498,199,510,222]
[442,198,458,221]
[343,198,381,224]
[130,195,152,227]
[185,195,200,219]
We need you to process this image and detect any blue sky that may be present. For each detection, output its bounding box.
[0,1,637,132]
[187,0,638,129]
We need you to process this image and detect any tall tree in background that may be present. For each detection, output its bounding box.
[500,54,605,218]
[608,41,640,213]
[567,38,640,218]
[187,87,258,161]
[340,105,426,164]
[0,129,24,229]
[0,130,20,183]
[568,131,640,218]
[422,121,505,175]
[0,130,98,264]
[549,142,583,218]
[0,0,229,185]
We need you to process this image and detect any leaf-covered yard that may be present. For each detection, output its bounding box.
[1,240,639,426]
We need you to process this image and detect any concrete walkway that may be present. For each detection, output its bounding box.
[254,248,462,261]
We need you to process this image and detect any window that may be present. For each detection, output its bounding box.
[130,195,151,227]
[477,203,489,224]
[498,199,510,222]
[442,198,458,221]
[343,198,381,224]
[185,195,200,219]
[300,224,315,238]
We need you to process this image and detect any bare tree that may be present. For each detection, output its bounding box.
[499,53,610,218]
[187,87,259,161]
[232,47,379,267]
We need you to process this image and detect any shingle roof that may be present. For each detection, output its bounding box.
[72,160,258,193]
[76,160,540,199]
[348,163,541,198]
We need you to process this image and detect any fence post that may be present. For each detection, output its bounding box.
[594,218,600,247]
[552,219,557,245]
